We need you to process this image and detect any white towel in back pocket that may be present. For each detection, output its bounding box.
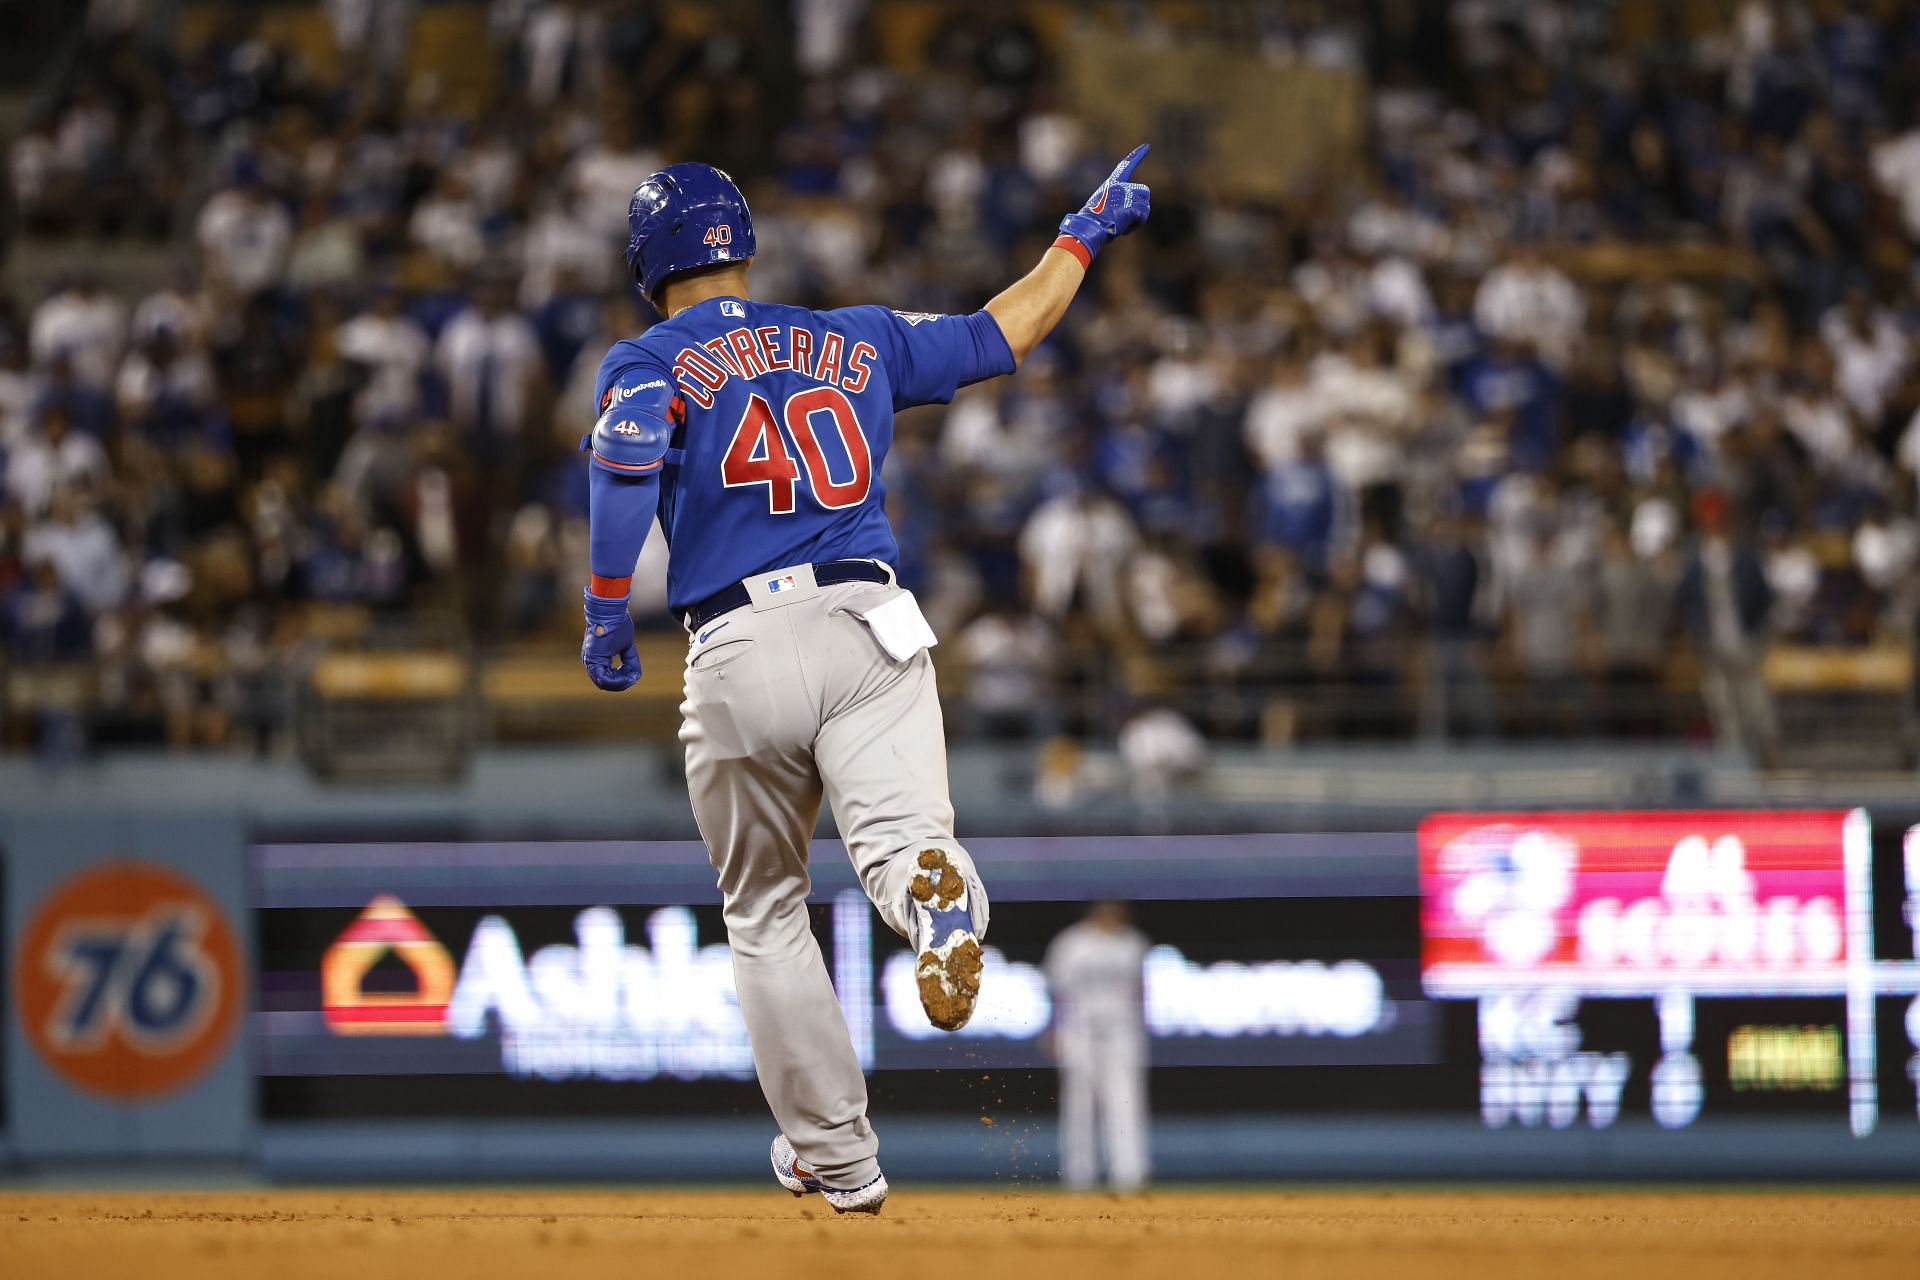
[847,590,939,662]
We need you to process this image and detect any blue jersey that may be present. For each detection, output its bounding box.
[587,297,1014,613]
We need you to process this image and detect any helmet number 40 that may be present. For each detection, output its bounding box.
[704,225,733,246]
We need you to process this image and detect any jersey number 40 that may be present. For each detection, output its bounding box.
[721,387,873,514]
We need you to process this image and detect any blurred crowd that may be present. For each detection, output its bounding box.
[5,0,1920,759]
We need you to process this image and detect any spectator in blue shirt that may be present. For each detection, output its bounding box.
[1253,429,1345,580]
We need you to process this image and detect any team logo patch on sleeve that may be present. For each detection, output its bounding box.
[892,311,940,325]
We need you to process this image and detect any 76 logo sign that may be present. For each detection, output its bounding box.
[13,861,242,1100]
[45,908,221,1052]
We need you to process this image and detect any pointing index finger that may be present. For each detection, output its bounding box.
[1110,142,1151,184]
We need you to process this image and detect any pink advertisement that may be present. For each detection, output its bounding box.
[1419,809,1870,996]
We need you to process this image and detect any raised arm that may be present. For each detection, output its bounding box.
[985,144,1152,368]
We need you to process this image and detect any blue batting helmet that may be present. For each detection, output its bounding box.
[624,162,756,301]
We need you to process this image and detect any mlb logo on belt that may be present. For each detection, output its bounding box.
[767,574,797,593]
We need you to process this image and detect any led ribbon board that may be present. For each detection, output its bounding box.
[252,835,1431,1088]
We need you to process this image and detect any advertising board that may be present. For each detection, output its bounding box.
[1419,809,1920,1137]
[246,818,1920,1176]
[254,834,1431,1109]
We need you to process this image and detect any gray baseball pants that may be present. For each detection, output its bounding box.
[1059,1025,1150,1190]
[679,574,989,1188]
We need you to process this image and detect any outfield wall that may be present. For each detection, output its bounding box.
[4,750,1920,1180]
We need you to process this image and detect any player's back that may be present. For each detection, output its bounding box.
[594,295,1012,613]
[1045,921,1148,1033]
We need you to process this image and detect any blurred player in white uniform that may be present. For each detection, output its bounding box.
[1044,901,1151,1190]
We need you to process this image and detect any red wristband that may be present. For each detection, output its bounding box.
[587,574,632,599]
[1051,234,1093,270]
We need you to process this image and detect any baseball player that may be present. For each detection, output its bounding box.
[1044,901,1152,1191]
[579,147,1151,1213]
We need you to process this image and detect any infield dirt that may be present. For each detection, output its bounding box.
[2,1188,1916,1278]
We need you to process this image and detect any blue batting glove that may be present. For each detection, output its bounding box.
[581,589,641,692]
[1054,143,1151,268]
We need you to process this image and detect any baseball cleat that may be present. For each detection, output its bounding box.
[907,848,983,1032]
[770,1134,888,1214]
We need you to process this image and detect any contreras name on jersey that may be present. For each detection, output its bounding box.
[672,325,879,408]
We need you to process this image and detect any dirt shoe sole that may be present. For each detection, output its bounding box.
[909,849,983,1031]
